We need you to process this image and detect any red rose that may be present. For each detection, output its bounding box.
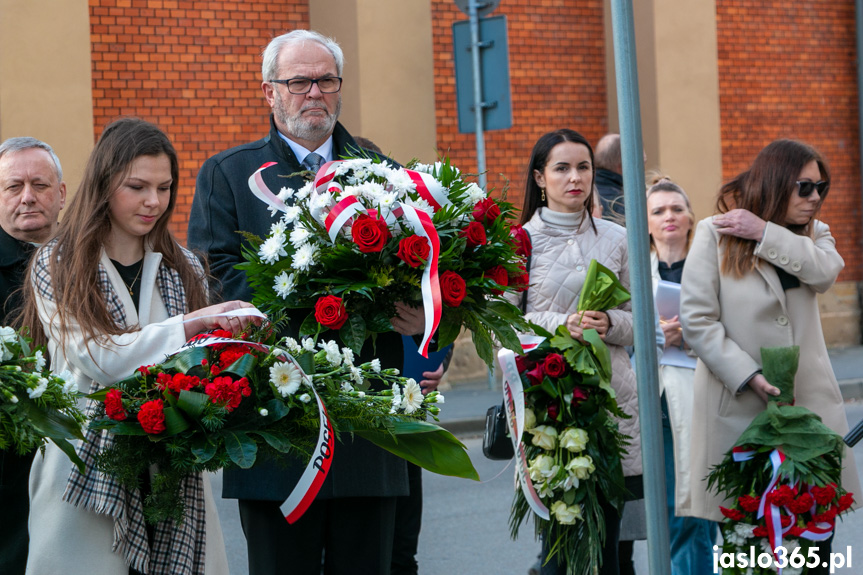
[525,364,545,386]
[571,386,589,407]
[738,494,761,513]
[315,295,349,330]
[440,271,467,307]
[205,376,251,412]
[838,492,855,512]
[546,399,560,420]
[507,261,530,293]
[811,483,837,506]
[543,353,567,378]
[752,526,767,537]
[515,355,534,374]
[788,493,815,514]
[484,266,508,295]
[460,221,487,248]
[719,506,745,521]
[105,389,127,421]
[472,198,501,224]
[511,225,532,257]
[351,214,391,253]
[138,399,166,434]
[397,235,431,268]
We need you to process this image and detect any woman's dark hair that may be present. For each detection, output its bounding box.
[17,118,209,347]
[716,139,829,277]
[520,129,597,233]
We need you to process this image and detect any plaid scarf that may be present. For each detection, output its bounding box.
[32,240,207,575]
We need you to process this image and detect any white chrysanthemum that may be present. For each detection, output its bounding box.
[337,158,372,175]
[357,391,366,398]
[284,337,301,355]
[259,234,288,264]
[294,181,313,200]
[401,379,423,415]
[341,381,354,393]
[273,271,297,299]
[282,205,302,225]
[350,366,362,384]
[58,370,76,394]
[259,408,269,416]
[387,169,416,194]
[390,383,402,413]
[34,350,46,371]
[309,191,333,224]
[341,347,354,366]
[464,182,487,204]
[299,393,311,403]
[28,377,49,399]
[0,326,16,361]
[270,361,303,397]
[402,196,433,215]
[291,243,319,272]
[338,186,362,199]
[270,220,288,237]
[370,163,395,179]
[370,359,381,373]
[413,162,433,173]
[733,523,756,540]
[290,224,311,247]
[376,192,399,212]
[302,338,316,351]
[278,186,295,201]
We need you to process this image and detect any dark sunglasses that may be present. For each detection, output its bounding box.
[796,180,829,199]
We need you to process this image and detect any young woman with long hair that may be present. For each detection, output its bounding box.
[19,118,258,575]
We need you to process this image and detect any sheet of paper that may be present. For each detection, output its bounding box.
[655,280,696,368]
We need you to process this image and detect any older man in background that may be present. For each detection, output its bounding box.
[0,137,66,575]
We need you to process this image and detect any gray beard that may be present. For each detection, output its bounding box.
[278,96,341,144]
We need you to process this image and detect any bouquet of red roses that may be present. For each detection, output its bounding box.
[707,347,855,574]
[89,325,477,524]
[504,260,633,575]
[238,156,530,365]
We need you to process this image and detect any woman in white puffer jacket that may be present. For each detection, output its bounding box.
[512,129,641,575]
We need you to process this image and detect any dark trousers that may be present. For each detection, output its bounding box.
[0,450,34,575]
[238,496,397,575]
[391,463,423,575]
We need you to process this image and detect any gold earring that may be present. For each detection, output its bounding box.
[541,188,546,202]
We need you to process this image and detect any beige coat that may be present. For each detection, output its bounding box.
[680,217,861,521]
[516,209,642,477]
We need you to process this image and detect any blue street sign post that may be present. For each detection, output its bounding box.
[452,10,512,190]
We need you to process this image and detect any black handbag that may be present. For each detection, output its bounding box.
[482,402,515,460]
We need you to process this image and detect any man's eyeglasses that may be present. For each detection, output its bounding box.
[796,180,829,199]
[270,77,343,95]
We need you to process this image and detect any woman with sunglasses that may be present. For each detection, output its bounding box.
[679,140,860,564]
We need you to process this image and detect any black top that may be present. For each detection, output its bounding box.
[0,226,36,326]
[658,258,685,284]
[110,258,144,311]
[775,266,801,291]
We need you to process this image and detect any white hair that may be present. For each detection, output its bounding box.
[261,29,344,82]
[0,137,63,181]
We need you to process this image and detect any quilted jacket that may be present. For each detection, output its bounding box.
[516,209,642,477]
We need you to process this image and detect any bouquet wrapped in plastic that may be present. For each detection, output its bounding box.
[503,260,632,575]
[89,325,478,524]
[707,347,855,574]
[238,156,530,365]
[0,325,85,471]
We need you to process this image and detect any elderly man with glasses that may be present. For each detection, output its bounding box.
[188,30,422,575]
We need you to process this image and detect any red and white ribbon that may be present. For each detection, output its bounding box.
[498,345,549,521]
[248,162,289,214]
[404,169,451,212]
[324,196,367,243]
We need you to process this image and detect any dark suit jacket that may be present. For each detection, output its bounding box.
[188,116,408,501]
[596,168,625,221]
[0,226,36,574]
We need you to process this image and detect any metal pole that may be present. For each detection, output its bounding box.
[609,0,672,573]
[468,0,488,190]
[856,0,863,283]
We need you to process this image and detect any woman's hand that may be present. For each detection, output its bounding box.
[391,302,425,336]
[183,301,262,340]
[748,373,781,403]
[712,209,767,241]
[419,363,445,395]
[566,310,609,341]
[660,315,683,348]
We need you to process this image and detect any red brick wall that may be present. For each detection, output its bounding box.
[90,0,308,244]
[430,1,609,214]
[716,1,861,281]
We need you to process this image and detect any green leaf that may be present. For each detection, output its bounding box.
[470,325,495,367]
[760,346,799,404]
[576,259,631,313]
[224,431,258,469]
[295,353,315,376]
[221,352,257,379]
[191,438,217,464]
[162,407,190,436]
[251,430,293,453]
[582,329,612,383]
[299,312,321,339]
[353,420,479,481]
[161,346,209,374]
[339,314,367,356]
[435,314,463,349]
[50,437,85,474]
[21,401,86,441]
[90,420,148,435]
[176,390,211,420]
